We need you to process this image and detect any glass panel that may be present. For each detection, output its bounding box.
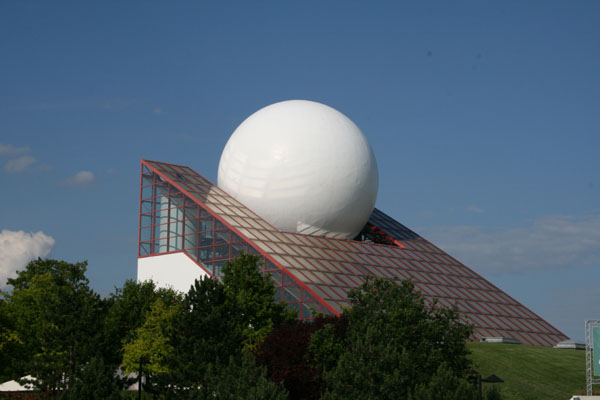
[198,247,212,262]
[247,246,260,255]
[269,270,282,285]
[140,227,152,242]
[184,205,199,219]
[214,244,229,260]
[283,274,295,286]
[197,232,213,247]
[201,261,213,275]
[184,248,198,261]
[231,242,246,255]
[139,242,151,256]
[142,175,154,186]
[156,196,170,211]
[301,288,315,302]
[156,183,169,197]
[183,234,197,250]
[284,286,300,302]
[141,185,153,200]
[301,303,314,319]
[155,222,167,240]
[152,239,164,254]
[216,220,227,229]
[169,207,184,222]
[169,220,183,239]
[215,229,229,244]
[141,200,154,213]
[214,260,227,276]
[265,259,278,270]
[199,219,214,232]
[321,306,334,316]
[184,218,199,234]
[169,236,183,251]
[170,193,184,207]
[140,213,153,228]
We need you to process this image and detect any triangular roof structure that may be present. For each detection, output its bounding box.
[137,159,568,347]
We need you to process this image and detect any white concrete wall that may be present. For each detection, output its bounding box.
[137,252,208,293]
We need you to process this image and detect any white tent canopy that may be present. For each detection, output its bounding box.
[0,375,36,392]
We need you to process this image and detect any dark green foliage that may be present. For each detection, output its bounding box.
[153,254,295,396]
[162,276,241,391]
[62,356,121,400]
[313,277,476,399]
[221,254,296,346]
[407,364,477,400]
[5,259,105,396]
[0,294,21,382]
[1,256,480,400]
[307,317,348,373]
[190,352,289,400]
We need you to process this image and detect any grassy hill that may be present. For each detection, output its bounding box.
[468,342,587,400]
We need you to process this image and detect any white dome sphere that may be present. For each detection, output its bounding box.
[217,100,378,240]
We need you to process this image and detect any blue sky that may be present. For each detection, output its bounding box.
[1,1,598,341]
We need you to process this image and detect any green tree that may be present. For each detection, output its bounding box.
[408,363,477,400]
[191,352,289,400]
[102,280,177,368]
[165,275,241,390]
[4,259,104,397]
[222,253,296,346]
[312,277,476,399]
[159,254,295,396]
[0,293,22,382]
[122,296,182,375]
[64,356,121,400]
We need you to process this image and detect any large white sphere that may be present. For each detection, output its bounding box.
[217,100,378,240]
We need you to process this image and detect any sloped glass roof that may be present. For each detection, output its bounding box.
[139,159,568,346]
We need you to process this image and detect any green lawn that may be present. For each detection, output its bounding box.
[468,342,587,400]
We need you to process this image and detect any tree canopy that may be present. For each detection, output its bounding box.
[3,259,104,396]
[0,257,490,399]
[312,277,476,400]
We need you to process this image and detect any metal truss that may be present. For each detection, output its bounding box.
[586,319,600,395]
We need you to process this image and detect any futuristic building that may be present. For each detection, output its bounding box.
[137,101,568,346]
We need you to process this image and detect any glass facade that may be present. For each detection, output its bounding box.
[138,159,569,346]
[139,162,331,319]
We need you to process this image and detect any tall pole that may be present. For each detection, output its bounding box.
[138,357,143,400]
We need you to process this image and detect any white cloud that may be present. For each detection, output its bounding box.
[65,170,94,185]
[421,213,600,273]
[4,155,37,172]
[0,143,30,155]
[0,230,55,287]
[466,204,484,214]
